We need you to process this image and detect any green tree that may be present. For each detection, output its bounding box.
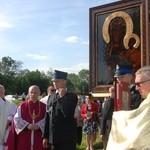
[46,68,54,81]
[21,70,50,94]
[78,69,89,93]
[0,56,22,76]
[0,56,90,95]
[78,69,89,82]
[67,73,80,92]
[0,57,23,94]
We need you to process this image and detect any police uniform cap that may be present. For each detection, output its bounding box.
[114,64,133,77]
[52,70,68,81]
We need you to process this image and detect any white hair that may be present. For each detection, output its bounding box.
[136,66,150,79]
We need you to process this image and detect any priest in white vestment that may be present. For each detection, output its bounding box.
[0,85,17,150]
[107,65,150,150]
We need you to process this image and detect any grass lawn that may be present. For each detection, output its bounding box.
[13,99,21,105]
[76,133,103,150]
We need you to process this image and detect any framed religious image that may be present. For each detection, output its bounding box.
[89,0,150,96]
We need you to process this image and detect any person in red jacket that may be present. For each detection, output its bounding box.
[81,94,99,150]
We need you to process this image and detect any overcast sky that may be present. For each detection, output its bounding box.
[0,0,118,74]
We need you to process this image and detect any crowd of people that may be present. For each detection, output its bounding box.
[1,64,150,150]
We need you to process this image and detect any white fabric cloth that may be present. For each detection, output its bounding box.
[107,93,150,150]
[14,105,45,134]
[40,95,49,105]
[0,98,16,150]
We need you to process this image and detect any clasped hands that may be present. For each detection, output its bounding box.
[27,123,39,130]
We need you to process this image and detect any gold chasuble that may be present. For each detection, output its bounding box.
[107,93,150,150]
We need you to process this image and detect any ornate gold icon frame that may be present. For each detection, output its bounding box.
[89,0,150,96]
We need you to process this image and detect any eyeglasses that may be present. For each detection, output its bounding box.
[135,79,150,87]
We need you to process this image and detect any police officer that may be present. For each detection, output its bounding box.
[43,70,78,150]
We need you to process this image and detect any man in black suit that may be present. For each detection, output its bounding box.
[43,70,78,150]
